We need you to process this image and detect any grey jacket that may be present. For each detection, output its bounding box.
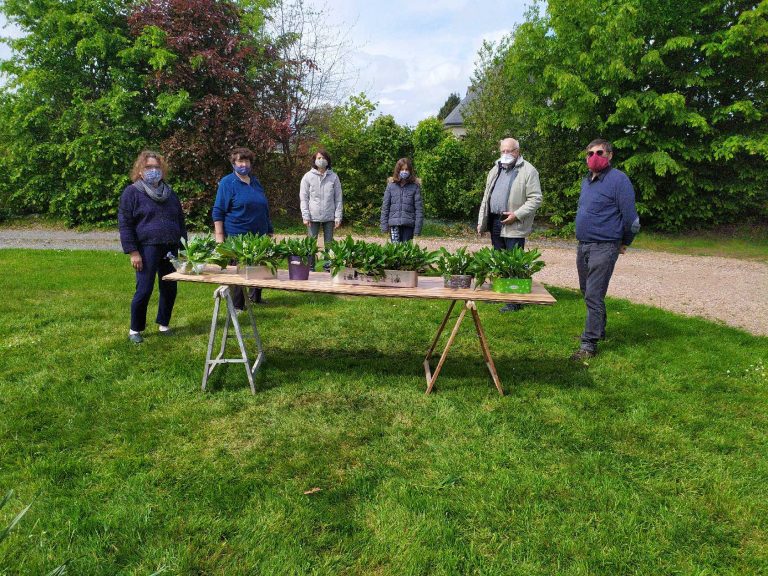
[477,156,542,238]
[300,169,343,222]
[380,178,424,234]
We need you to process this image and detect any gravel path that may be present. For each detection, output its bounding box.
[2,227,766,336]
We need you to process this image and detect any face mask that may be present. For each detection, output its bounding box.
[586,153,610,172]
[499,154,516,165]
[315,158,328,169]
[233,164,251,176]
[143,168,162,186]
[399,171,410,180]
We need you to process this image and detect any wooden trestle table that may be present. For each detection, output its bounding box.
[165,268,556,395]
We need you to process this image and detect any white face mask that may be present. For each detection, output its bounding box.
[499,153,516,165]
[315,158,328,169]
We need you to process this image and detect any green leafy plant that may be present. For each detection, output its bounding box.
[380,241,438,273]
[324,236,387,278]
[179,235,222,264]
[471,246,545,287]
[435,247,475,278]
[217,233,282,273]
[170,234,228,273]
[280,236,318,265]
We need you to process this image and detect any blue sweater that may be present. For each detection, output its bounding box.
[575,167,639,245]
[118,183,187,253]
[212,172,273,237]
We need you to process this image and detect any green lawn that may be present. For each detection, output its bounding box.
[629,224,768,262]
[0,250,766,575]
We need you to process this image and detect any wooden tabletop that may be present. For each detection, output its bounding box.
[164,267,557,305]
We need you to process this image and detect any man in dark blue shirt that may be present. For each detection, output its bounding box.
[571,138,640,361]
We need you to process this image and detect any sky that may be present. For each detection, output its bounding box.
[0,1,531,125]
[311,0,529,125]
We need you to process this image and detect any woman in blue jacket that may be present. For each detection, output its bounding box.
[119,150,187,344]
[213,147,273,309]
[380,158,424,242]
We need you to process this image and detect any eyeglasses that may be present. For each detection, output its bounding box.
[587,149,608,157]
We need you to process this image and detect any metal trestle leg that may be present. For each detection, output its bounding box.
[201,286,264,394]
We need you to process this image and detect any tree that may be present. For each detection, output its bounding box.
[0,0,145,224]
[464,0,768,232]
[125,0,289,223]
[320,94,413,224]
[263,0,358,213]
[437,92,461,121]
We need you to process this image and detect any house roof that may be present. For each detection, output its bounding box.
[442,88,477,127]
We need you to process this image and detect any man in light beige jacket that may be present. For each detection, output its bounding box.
[477,137,543,311]
[477,137,542,248]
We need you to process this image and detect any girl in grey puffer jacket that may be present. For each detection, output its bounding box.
[380,157,423,242]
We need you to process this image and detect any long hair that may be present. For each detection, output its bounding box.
[391,157,416,184]
[130,150,168,182]
[312,149,332,170]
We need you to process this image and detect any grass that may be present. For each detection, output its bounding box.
[630,224,768,262]
[1,250,767,575]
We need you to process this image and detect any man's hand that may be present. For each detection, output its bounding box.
[130,251,143,272]
[500,211,517,224]
[619,245,627,254]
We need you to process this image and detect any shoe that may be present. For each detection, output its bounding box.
[158,328,172,335]
[128,333,144,344]
[570,348,596,361]
[499,303,522,312]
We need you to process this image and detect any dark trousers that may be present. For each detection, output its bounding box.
[131,243,177,332]
[576,241,620,352]
[231,286,262,309]
[389,225,415,243]
[490,214,525,251]
[308,220,334,269]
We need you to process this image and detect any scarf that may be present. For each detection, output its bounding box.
[137,179,171,203]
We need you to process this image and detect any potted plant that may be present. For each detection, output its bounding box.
[472,246,545,293]
[168,234,223,274]
[216,233,282,279]
[325,236,383,281]
[280,236,318,280]
[379,241,438,287]
[435,247,475,289]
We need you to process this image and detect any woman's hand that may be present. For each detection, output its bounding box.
[303,219,310,226]
[334,220,341,229]
[130,251,143,272]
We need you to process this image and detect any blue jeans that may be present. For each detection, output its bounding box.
[131,243,177,332]
[576,241,620,352]
[389,225,415,243]
[490,214,525,251]
[308,221,335,269]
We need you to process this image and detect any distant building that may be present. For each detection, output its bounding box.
[442,89,477,138]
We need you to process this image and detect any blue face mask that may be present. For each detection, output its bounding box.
[233,164,251,176]
[399,171,410,180]
[143,168,162,186]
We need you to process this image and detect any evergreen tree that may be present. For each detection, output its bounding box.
[437,92,461,121]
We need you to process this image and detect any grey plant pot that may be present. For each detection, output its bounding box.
[444,274,473,289]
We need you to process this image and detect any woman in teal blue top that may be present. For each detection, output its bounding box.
[213,147,274,308]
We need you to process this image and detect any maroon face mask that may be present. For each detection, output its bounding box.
[587,153,610,172]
